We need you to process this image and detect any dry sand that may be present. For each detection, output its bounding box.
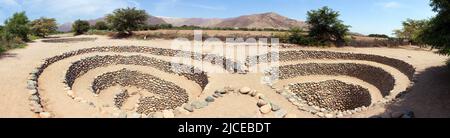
[0,35,448,118]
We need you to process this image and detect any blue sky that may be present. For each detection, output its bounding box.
[0,0,436,35]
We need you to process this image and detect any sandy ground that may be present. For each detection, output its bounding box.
[0,35,448,118]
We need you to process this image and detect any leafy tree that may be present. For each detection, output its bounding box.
[93,21,109,30]
[3,12,30,41]
[417,0,450,55]
[30,17,58,37]
[106,7,149,35]
[72,19,90,35]
[393,19,429,45]
[306,6,350,46]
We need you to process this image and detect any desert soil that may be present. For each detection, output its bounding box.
[0,35,448,118]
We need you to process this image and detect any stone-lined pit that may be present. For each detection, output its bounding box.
[248,50,415,80]
[65,55,209,90]
[289,80,371,111]
[268,63,395,97]
[92,69,188,114]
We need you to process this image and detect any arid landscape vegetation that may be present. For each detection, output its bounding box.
[0,0,449,118]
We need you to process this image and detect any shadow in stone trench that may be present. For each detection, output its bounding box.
[374,66,450,118]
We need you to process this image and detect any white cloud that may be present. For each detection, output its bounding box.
[381,1,401,9]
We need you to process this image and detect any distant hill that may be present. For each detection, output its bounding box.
[57,15,167,32]
[58,12,308,32]
[161,12,307,30]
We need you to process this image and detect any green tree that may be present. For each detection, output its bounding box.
[106,7,149,35]
[306,6,350,46]
[72,19,90,35]
[93,21,109,30]
[30,17,58,37]
[418,0,450,55]
[3,12,30,41]
[393,19,429,45]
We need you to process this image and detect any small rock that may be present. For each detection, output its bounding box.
[29,95,39,101]
[191,101,208,109]
[67,90,75,98]
[250,90,257,97]
[257,99,268,107]
[216,89,227,94]
[260,104,272,114]
[255,93,265,99]
[205,96,215,102]
[336,113,344,118]
[317,112,325,117]
[28,90,37,95]
[183,104,194,112]
[274,109,287,118]
[239,87,251,94]
[39,112,52,118]
[163,110,174,118]
[271,103,281,111]
[31,105,43,113]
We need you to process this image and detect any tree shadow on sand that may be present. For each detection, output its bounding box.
[374,65,450,118]
[0,52,18,59]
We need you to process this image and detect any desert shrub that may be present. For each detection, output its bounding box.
[368,34,390,38]
[106,7,149,35]
[72,20,90,35]
[287,28,314,45]
[30,17,58,38]
[3,12,31,42]
[139,24,173,30]
[93,21,109,30]
[306,6,350,46]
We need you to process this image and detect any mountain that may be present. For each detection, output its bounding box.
[215,12,307,30]
[161,12,307,30]
[161,17,224,27]
[57,15,167,32]
[58,12,307,32]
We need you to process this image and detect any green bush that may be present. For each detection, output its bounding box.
[93,21,109,30]
[106,7,149,35]
[72,20,90,35]
[30,17,58,37]
[3,12,31,41]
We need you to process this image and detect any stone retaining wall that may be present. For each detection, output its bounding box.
[269,63,395,96]
[248,50,415,80]
[65,55,209,90]
[289,80,371,111]
[92,69,188,114]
